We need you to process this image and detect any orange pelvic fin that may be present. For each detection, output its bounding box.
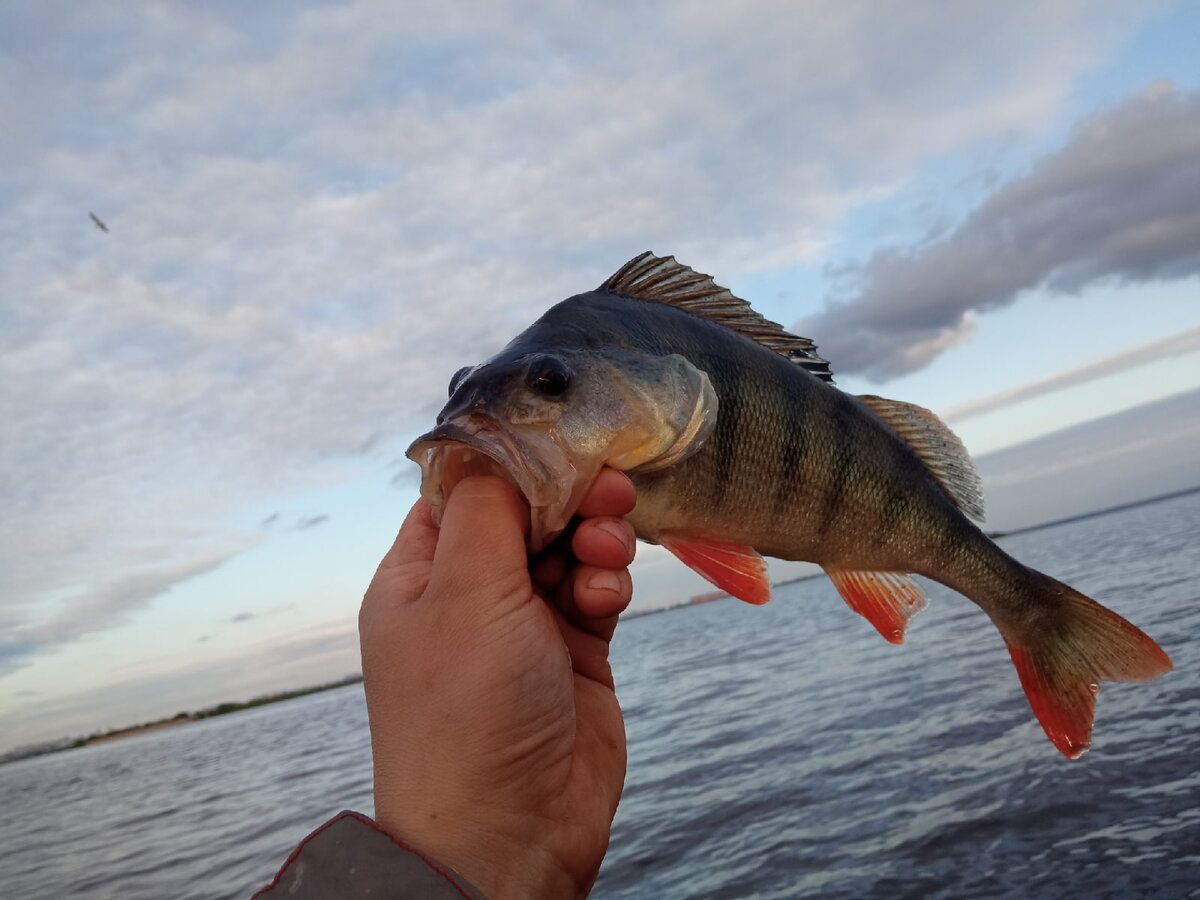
[660,534,771,605]
[824,568,927,644]
[1002,577,1173,759]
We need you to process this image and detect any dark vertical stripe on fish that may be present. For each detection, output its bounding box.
[710,360,742,509]
[875,483,909,549]
[772,384,807,514]
[937,513,966,570]
[818,398,855,538]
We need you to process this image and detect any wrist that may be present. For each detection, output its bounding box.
[375,807,582,900]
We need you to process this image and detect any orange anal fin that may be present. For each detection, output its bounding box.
[1001,583,1172,759]
[660,535,771,605]
[1005,642,1099,760]
[824,568,927,644]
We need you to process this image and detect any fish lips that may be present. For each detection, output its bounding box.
[406,416,578,548]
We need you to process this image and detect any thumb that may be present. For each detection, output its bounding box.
[428,476,532,613]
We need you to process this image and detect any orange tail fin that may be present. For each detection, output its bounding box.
[1001,576,1172,759]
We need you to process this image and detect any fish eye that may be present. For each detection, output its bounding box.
[448,366,472,397]
[527,355,571,398]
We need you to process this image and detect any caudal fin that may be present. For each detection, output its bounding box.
[1001,576,1172,759]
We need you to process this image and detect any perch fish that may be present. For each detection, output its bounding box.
[408,252,1172,758]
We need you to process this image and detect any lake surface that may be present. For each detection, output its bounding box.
[2,491,1198,898]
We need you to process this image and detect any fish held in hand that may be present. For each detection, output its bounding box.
[407,252,1172,758]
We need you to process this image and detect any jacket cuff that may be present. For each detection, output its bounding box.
[253,810,486,899]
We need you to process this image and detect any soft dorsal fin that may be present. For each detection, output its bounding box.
[858,395,986,522]
[601,251,835,383]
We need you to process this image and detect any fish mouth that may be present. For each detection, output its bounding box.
[405,416,582,551]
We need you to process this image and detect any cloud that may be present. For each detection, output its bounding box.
[975,387,1200,530]
[941,326,1200,423]
[260,512,330,531]
[801,82,1200,381]
[227,603,295,625]
[0,2,1151,664]
[0,551,237,678]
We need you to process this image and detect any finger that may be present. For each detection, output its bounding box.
[572,516,636,570]
[534,517,636,604]
[570,565,633,623]
[428,475,531,610]
[531,551,568,595]
[546,601,617,689]
[361,500,439,621]
[576,467,636,518]
[377,498,439,572]
[551,564,631,644]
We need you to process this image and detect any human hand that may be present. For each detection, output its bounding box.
[359,469,637,898]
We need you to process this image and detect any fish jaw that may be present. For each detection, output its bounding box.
[406,416,593,552]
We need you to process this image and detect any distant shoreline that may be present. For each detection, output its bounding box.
[84,716,195,745]
[984,483,1200,540]
[1,675,364,765]
[6,483,1197,766]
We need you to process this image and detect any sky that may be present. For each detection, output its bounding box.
[2,1,1199,752]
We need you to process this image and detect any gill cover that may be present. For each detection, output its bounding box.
[407,349,718,551]
[597,351,719,474]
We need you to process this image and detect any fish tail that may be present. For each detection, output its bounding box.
[995,570,1171,759]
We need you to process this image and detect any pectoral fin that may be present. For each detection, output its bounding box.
[824,567,927,644]
[661,534,771,605]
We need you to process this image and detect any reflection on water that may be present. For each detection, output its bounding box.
[2,492,1197,899]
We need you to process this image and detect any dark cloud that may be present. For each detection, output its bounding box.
[0,639,43,679]
[294,514,329,531]
[228,603,294,625]
[801,82,1200,382]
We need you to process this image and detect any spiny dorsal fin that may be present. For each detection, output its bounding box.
[859,395,986,522]
[601,251,835,383]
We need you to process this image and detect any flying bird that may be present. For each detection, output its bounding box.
[89,212,109,233]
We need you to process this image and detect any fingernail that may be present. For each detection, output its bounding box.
[595,519,633,555]
[587,569,623,595]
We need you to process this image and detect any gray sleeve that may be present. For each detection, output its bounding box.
[253,810,486,899]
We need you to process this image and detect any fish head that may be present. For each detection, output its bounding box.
[407,346,718,550]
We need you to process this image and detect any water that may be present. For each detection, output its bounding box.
[3,492,1198,898]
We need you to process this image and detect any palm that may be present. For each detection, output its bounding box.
[521,581,628,889]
